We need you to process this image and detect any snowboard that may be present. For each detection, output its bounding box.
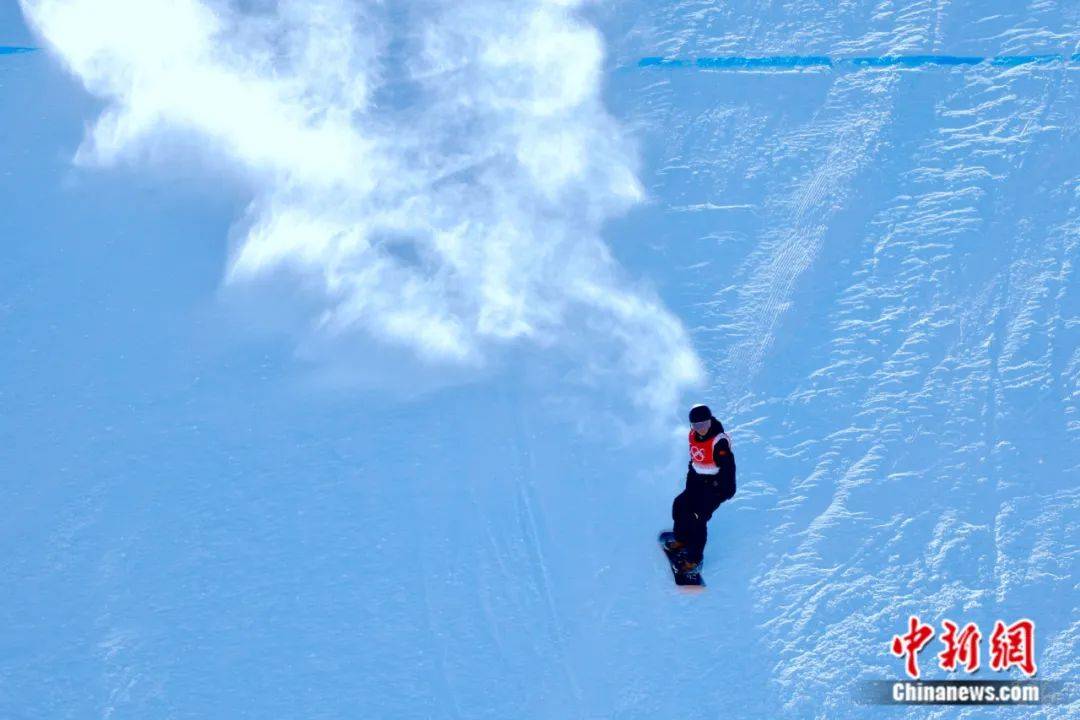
[658,531,704,587]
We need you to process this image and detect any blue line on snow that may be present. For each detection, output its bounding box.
[0,46,36,55]
[638,57,691,67]
[638,54,1078,70]
[849,55,982,66]
[989,54,1063,66]
[694,56,833,68]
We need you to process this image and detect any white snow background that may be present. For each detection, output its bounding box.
[2,1,1077,718]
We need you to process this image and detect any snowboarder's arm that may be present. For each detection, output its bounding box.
[713,436,733,462]
[713,436,735,480]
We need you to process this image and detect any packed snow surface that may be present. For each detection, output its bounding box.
[3,1,1077,718]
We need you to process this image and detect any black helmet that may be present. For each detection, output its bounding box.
[688,404,712,423]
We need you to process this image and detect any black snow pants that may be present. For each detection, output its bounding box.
[672,471,736,563]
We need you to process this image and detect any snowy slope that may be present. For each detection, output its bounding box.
[604,1,1079,716]
[3,1,1078,719]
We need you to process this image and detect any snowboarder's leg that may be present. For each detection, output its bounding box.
[690,488,734,562]
[671,489,695,547]
[688,497,719,562]
[683,511,708,563]
[673,490,708,562]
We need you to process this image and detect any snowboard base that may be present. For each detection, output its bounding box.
[658,531,704,587]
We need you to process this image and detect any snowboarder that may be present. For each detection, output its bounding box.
[664,404,736,575]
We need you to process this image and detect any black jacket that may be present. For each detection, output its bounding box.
[686,417,737,499]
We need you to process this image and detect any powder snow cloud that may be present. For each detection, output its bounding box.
[20,0,703,411]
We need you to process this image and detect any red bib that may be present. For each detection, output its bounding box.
[688,430,730,475]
